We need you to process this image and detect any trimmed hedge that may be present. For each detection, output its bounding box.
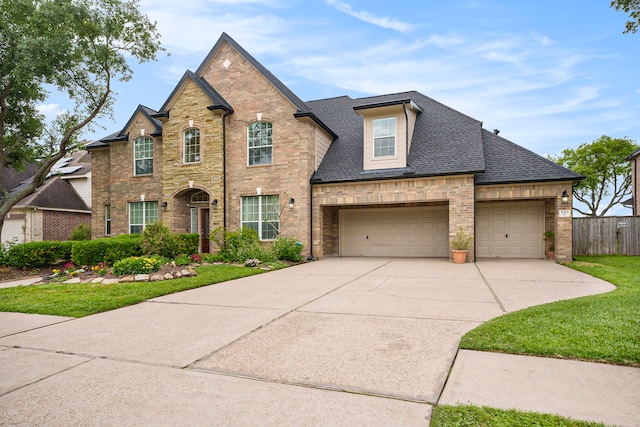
[7,241,73,268]
[71,235,142,266]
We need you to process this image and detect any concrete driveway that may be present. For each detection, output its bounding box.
[0,258,614,425]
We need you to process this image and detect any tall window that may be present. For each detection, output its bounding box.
[373,117,396,157]
[241,195,279,240]
[129,201,158,234]
[184,128,200,163]
[105,205,111,235]
[248,121,272,165]
[134,136,154,175]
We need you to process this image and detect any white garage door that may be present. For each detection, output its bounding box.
[340,206,449,257]
[476,202,544,258]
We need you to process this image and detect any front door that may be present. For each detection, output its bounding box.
[200,208,210,253]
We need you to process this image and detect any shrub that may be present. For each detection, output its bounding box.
[210,226,226,252]
[220,227,268,262]
[69,223,91,241]
[112,255,163,276]
[0,238,19,266]
[71,235,142,266]
[175,233,199,255]
[7,241,73,268]
[272,237,303,262]
[140,222,179,258]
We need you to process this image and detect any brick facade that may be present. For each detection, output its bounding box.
[312,175,476,260]
[43,210,91,241]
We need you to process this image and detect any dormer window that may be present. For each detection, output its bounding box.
[373,117,396,157]
[354,99,422,171]
[134,136,154,175]
[184,127,201,164]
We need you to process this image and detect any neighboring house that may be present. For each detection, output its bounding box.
[87,33,582,262]
[1,151,92,243]
[622,147,640,215]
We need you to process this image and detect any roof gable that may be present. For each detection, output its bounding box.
[196,33,308,113]
[158,70,233,114]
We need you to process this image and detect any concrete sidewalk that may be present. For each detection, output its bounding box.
[0,258,633,426]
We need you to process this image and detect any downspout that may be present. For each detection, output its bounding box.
[473,175,477,263]
[222,111,229,229]
[308,181,314,260]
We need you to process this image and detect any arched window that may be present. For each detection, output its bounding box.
[184,127,200,163]
[247,121,272,165]
[190,191,210,203]
[134,136,153,175]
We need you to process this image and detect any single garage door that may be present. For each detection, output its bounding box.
[340,206,449,257]
[476,201,544,258]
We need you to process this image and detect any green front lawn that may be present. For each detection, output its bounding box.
[460,255,640,366]
[0,265,263,318]
[431,405,606,427]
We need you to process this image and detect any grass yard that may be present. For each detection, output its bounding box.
[0,265,263,318]
[460,255,640,366]
[431,405,606,427]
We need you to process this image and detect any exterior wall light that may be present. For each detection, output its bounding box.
[289,198,295,208]
[212,199,218,207]
[161,201,168,210]
[561,190,570,204]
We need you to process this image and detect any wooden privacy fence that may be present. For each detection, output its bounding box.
[573,216,640,256]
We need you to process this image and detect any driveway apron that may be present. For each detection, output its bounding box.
[0,258,615,425]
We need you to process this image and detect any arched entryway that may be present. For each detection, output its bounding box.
[171,188,212,253]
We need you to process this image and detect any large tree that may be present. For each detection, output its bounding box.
[0,0,163,235]
[611,0,640,33]
[550,136,638,216]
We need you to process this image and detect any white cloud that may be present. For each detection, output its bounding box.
[36,103,66,121]
[326,0,415,33]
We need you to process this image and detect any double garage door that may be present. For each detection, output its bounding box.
[339,201,544,258]
[340,206,449,257]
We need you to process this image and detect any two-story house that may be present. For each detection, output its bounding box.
[87,33,582,262]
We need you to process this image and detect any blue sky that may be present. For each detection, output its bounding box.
[41,0,640,213]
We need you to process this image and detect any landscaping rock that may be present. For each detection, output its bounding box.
[163,273,174,280]
[91,278,104,284]
[120,276,134,283]
[134,274,149,282]
[174,271,182,278]
[63,278,81,284]
[180,269,191,277]
[150,273,164,281]
[102,278,120,285]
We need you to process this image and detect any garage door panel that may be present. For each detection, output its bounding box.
[340,206,449,258]
[477,202,543,259]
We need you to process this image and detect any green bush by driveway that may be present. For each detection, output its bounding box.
[460,255,640,367]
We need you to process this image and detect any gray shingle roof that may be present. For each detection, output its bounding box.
[309,91,582,185]
[476,129,583,184]
[310,91,486,183]
[86,104,162,149]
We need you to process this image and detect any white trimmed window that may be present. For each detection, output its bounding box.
[105,205,111,235]
[129,201,158,234]
[134,136,153,175]
[247,121,272,165]
[184,128,201,163]
[373,117,396,157]
[241,195,279,240]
